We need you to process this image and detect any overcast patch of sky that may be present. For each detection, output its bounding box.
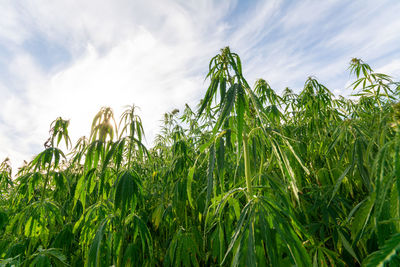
[0,0,400,172]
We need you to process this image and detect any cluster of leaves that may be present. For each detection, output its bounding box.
[1,47,400,266]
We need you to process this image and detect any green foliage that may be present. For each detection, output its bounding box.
[363,233,400,266]
[1,47,399,266]
[114,170,141,217]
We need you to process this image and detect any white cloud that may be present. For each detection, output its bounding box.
[35,32,205,144]
[377,59,400,80]
[0,1,30,46]
[1,0,400,172]
[0,1,228,169]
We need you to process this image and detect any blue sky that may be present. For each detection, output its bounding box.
[1,0,400,169]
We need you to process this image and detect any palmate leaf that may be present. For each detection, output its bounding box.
[213,84,237,134]
[114,170,142,216]
[164,228,201,267]
[14,171,42,202]
[245,85,268,123]
[72,201,110,251]
[260,197,311,267]
[21,200,63,245]
[53,172,67,193]
[52,223,74,251]
[73,168,97,210]
[124,213,154,265]
[90,107,117,142]
[84,140,107,170]
[363,233,400,267]
[270,138,300,201]
[47,117,71,149]
[259,208,279,266]
[198,76,220,118]
[119,104,145,143]
[127,135,150,160]
[220,195,312,267]
[30,147,66,171]
[101,140,119,173]
[222,199,253,265]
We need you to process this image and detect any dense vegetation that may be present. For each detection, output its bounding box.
[1,47,400,266]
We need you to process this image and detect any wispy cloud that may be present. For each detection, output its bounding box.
[1,0,400,170]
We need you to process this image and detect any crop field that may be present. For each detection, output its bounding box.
[0,47,400,266]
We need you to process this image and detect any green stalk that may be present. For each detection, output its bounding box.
[243,133,253,197]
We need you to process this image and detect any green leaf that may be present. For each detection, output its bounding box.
[236,84,245,153]
[222,200,253,265]
[88,218,109,267]
[213,84,237,134]
[282,138,310,175]
[329,165,352,205]
[187,166,195,208]
[216,137,225,193]
[339,230,360,264]
[29,254,51,267]
[198,77,219,117]
[246,222,256,267]
[352,195,374,243]
[114,170,141,216]
[363,233,400,267]
[204,144,216,215]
